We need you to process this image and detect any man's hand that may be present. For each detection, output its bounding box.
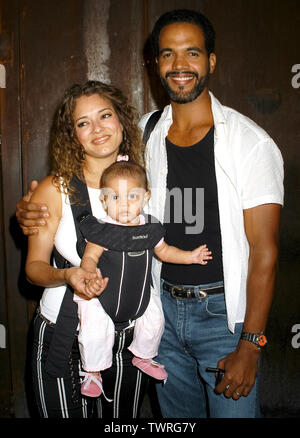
[214,205,280,400]
[214,341,260,400]
[16,180,49,235]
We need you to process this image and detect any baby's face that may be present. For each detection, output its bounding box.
[101,176,149,225]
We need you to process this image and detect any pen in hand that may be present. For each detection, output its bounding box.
[206,367,225,385]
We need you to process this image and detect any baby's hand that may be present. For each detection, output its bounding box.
[86,278,101,294]
[85,268,109,296]
[191,244,212,265]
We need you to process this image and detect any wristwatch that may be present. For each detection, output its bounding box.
[240,331,268,349]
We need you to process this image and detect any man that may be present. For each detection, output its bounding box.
[139,9,283,418]
[17,10,283,418]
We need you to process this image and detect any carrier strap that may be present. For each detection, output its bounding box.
[142,110,163,145]
[76,213,164,256]
[45,177,92,377]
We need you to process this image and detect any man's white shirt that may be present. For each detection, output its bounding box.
[139,92,284,332]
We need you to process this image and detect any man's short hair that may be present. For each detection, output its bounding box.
[151,9,216,58]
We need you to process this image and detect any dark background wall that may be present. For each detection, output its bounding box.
[0,0,299,418]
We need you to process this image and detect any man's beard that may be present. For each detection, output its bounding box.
[160,70,210,104]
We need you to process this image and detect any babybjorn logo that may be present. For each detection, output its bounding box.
[132,234,148,240]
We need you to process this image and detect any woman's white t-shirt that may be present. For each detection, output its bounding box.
[40,187,106,323]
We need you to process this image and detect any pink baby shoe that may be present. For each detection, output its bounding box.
[132,357,168,382]
[81,372,104,397]
[80,372,113,401]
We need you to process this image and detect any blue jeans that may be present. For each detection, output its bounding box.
[156,280,261,418]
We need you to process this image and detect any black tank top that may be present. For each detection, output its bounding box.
[161,126,224,285]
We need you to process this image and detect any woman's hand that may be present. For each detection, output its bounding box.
[65,267,108,299]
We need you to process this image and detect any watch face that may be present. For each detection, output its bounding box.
[257,334,267,347]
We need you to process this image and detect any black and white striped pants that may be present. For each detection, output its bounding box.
[32,313,148,418]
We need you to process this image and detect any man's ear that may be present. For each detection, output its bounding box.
[209,53,216,74]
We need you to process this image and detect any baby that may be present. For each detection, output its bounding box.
[74,160,212,398]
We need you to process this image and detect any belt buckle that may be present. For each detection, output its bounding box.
[170,285,183,298]
[198,289,207,299]
[186,289,192,298]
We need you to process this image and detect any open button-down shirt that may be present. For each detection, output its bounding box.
[139,92,284,333]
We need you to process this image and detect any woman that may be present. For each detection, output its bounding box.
[25,80,148,418]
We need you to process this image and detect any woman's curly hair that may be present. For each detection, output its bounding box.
[50,80,144,197]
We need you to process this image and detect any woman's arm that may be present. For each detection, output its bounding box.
[25,176,98,296]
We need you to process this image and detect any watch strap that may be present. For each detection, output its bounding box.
[240,331,267,349]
